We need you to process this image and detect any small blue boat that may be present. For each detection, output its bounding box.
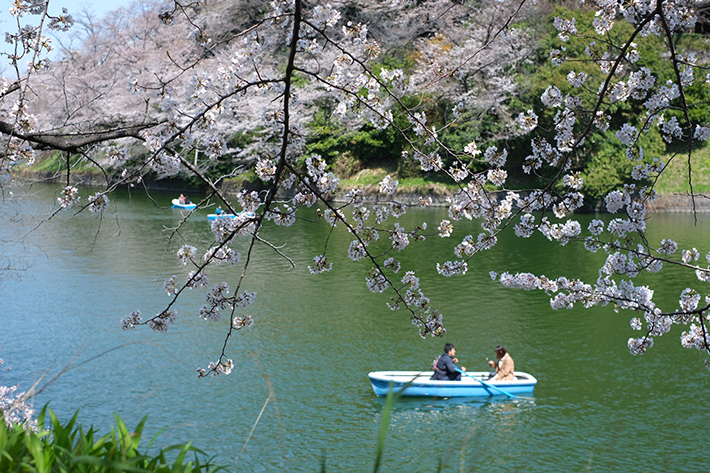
[207,213,234,221]
[207,211,254,221]
[368,371,537,398]
[172,198,197,210]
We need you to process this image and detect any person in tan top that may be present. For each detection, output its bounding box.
[487,345,515,380]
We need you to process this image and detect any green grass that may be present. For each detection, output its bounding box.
[30,152,99,173]
[655,146,710,194]
[338,167,456,194]
[339,167,391,186]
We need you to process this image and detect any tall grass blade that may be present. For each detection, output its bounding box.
[373,379,412,473]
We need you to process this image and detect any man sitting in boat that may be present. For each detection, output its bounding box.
[488,345,515,380]
[431,343,466,381]
[215,205,224,215]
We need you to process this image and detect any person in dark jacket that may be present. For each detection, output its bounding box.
[431,343,466,380]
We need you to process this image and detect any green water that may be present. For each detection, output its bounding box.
[2,183,709,472]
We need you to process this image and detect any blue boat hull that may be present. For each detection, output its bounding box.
[368,371,537,397]
[207,213,235,221]
[207,211,255,221]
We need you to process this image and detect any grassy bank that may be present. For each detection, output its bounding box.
[654,146,710,194]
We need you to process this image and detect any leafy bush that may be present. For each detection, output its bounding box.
[302,98,412,173]
[0,407,224,473]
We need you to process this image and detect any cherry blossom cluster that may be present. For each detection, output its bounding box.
[0,384,37,432]
[121,308,178,333]
[197,358,234,378]
[200,282,231,321]
[0,348,37,432]
[57,186,80,209]
[147,309,177,333]
[308,254,333,274]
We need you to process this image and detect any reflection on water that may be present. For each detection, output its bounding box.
[369,395,540,471]
[2,183,710,472]
[373,393,536,410]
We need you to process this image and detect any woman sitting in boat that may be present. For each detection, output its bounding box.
[431,343,466,381]
[488,345,515,380]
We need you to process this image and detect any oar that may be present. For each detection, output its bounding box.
[456,368,517,398]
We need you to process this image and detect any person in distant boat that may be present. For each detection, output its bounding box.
[488,345,514,380]
[178,194,186,204]
[431,343,466,381]
[215,205,223,215]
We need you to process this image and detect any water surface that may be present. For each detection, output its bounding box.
[1,183,708,472]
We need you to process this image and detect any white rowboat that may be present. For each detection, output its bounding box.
[171,198,197,210]
[368,371,537,397]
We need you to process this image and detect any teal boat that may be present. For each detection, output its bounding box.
[207,211,254,221]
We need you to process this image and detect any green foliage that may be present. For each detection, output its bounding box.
[302,97,416,174]
[227,168,260,185]
[368,48,416,78]
[438,111,483,156]
[279,60,310,88]
[510,6,710,203]
[289,71,310,88]
[574,128,665,202]
[0,407,225,473]
[663,35,710,128]
[226,128,262,150]
[303,121,399,168]
[302,90,488,182]
[183,128,267,188]
[516,7,661,126]
[396,152,424,179]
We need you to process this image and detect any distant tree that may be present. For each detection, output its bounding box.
[2,0,710,399]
